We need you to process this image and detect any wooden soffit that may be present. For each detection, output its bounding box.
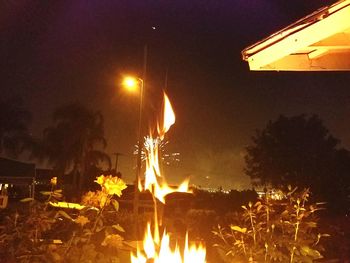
[242,0,350,71]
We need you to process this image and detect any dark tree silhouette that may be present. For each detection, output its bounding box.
[0,97,32,158]
[245,114,350,212]
[37,103,111,192]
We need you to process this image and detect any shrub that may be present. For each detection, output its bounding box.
[213,187,329,263]
[0,175,128,263]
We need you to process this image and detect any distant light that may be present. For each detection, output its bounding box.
[152,26,156,30]
[123,76,139,92]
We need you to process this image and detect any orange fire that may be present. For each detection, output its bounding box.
[131,223,206,263]
[157,93,176,140]
[138,92,190,204]
[132,92,206,262]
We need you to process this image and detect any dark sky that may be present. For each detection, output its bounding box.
[1,0,349,189]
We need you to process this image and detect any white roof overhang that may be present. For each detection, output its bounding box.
[242,0,350,71]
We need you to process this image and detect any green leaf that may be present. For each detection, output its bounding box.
[96,225,104,233]
[230,225,247,233]
[56,210,73,221]
[111,199,119,211]
[112,224,125,233]
[94,217,104,232]
[83,229,92,236]
[40,191,52,196]
[52,192,63,199]
[301,246,322,259]
[20,197,34,202]
[256,204,263,212]
[79,237,88,243]
[281,210,289,216]
[306,222,317,228]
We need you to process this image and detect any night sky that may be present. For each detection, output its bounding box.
[1,0,350,189]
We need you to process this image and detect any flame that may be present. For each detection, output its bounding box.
[142,142,190,203]
[144,223,157,258]
[158,92,176,139]
[139,92,190,204]
[131,225,206,263]
[184,234,206,263]
[132,92,206,263]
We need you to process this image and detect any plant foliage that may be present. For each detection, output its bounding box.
[213,187,329,263]
[0,175,127,263]
[244,114,350,213]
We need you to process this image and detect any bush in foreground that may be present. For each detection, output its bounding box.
[213,187,329,263]
[0,175,127,263]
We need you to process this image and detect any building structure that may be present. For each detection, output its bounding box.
[0,157,36,207]
[242,0,350,71]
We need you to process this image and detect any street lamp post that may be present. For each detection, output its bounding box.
[122,76,144,238]
[112,152,123,173]
[134,77,144,233]
[122,45,147,239]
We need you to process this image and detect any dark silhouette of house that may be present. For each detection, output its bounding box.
[0,157,36,199]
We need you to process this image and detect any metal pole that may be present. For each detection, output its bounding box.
[115,154,119,172]
[134,44,147,238]
[112,152,122,173]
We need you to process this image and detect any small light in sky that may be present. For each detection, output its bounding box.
[152,26,156,30]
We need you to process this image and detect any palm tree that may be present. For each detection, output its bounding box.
[39,103,111,191]
[0,97,32,158]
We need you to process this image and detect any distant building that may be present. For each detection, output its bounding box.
[0,158,36,205]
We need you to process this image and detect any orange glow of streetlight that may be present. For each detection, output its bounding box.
[123,76,140,92]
